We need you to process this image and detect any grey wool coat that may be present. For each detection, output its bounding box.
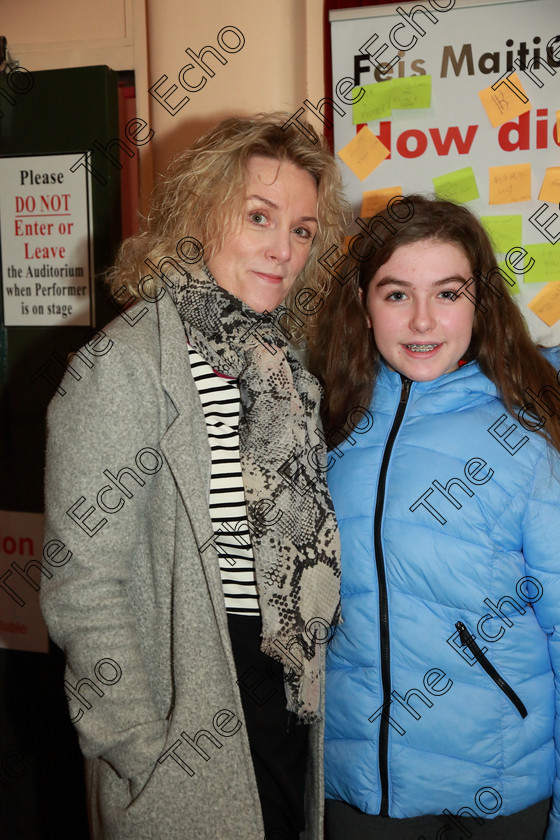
[41,291,328,840]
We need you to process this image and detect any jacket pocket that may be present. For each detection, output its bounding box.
[455,620,527,719]
[125,726,169,811]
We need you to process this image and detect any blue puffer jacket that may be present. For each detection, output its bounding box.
[325,355,560,838]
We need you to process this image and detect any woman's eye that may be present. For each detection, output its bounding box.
[387,291,406,301]
[249,212,267,225]
[293,226,312,240]
[439,289,458,301]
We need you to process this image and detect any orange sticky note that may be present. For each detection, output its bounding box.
[361,186,402,218]
[539,168,560,203]
[478,73,531,128]
[557,110,560,139]
[338,127,390,181]
[528,282,560,327]
[489,163,531,204]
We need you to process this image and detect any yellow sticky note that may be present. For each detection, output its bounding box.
[352,82,393,125]
[522,244,560,283]
[361,186,402,218]
[338,127,390,181]
[481,215,522,254]
[478,73,531,128]
[489,163,531,204]
[539,168,560,203]
[391,75,431,109]
[433,167,479,202]
[497,260,520,294]
[528,283,560,326]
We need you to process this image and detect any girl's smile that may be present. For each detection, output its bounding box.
[364,239,475,382]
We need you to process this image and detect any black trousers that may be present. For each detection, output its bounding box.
[325,796,551,840]
[228,614,309,840]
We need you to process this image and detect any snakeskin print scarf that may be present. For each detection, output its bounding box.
[167,263,340,721]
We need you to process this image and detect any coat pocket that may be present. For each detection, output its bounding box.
[455,620,527,719]
[125,726,169,811]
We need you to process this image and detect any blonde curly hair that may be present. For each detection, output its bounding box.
[107,112,349,311]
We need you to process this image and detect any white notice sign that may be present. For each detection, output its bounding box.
[0,511,48,654]
[0,152,93,326]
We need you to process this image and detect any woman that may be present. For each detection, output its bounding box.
[308,195,560,840]
[40,113,346,840]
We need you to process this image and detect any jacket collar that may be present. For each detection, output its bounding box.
[154,290,244,677]
[155,291,212,536]
[157,291,199,413]
[376,359,499,414]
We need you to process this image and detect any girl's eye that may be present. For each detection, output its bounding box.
[439,290,458,301]
[387,291,407,301]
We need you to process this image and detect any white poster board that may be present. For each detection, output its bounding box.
[0,511,48,653]
[0,152,94,326]
[330,0,560,346]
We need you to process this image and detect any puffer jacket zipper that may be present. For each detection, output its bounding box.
[455,620,527,718]
[374,375,412,816]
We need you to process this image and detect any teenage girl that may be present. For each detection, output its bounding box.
[308,195,560,840]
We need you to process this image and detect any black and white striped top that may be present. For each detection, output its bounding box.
[187,344,260,616]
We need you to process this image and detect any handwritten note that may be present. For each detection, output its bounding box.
[497,260,520,294]
[522,244,560,284]
[352,82,392,124]
[361,186,402,218]
[528,283,560,326]
[433,167,479,202]
[478,73,531,128]
[481,215,522,254]
[538,168,560,203]
[391,75,432,109]
[338,127,390,181]
[352,76,432,123]
[489,163,531,204]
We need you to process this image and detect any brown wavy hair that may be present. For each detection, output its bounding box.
[308,194,560,453]
[106,112,348,309]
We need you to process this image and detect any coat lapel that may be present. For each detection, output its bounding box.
[155,293,233,637]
